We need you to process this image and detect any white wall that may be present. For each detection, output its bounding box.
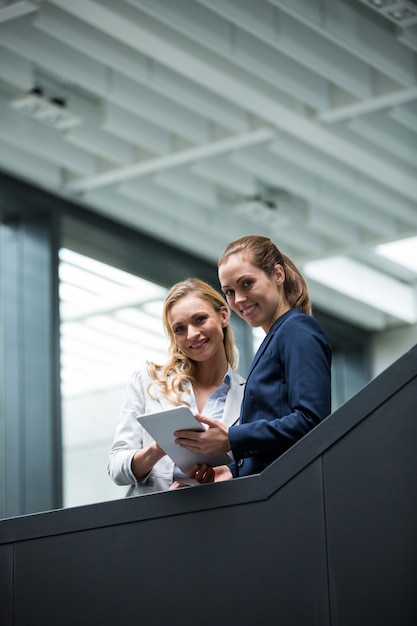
[63,384,129,508]
[370,324,417,378]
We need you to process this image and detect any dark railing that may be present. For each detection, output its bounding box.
[1,345,416,626]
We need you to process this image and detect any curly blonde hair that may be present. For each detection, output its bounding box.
[147,278,238,405]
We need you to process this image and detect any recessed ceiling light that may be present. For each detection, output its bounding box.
[359,0,417,26]
[376,236,417,273]
[9,90,82,131]
[387,6,417,19]
[368,0,396,7]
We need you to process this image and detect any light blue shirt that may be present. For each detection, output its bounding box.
[173,366,231,482]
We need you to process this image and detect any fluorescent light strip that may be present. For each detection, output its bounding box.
[304,256,417,323]
[375,236,417,273]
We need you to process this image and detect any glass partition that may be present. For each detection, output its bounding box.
[59,248,168,507]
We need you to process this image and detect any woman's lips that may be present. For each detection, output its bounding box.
[241,303,257,318]
[190,338,209,349]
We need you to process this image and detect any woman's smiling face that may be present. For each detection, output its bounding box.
[219,252,289,334]
[167,294,228,363]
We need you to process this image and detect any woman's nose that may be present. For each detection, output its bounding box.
[234,290,246,304]
[186,324,199,339]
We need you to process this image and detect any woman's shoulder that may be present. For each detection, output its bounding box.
[128,365,155,386]
[277,308,329,341]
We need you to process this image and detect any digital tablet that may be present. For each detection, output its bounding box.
[137,407,232,474]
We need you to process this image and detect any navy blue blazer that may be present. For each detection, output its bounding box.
[229,307,332,477]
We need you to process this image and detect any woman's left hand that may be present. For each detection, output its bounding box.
[174,414,230,456]
[169,481,190,490]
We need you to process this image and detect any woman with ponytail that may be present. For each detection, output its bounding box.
[175,236,332,481]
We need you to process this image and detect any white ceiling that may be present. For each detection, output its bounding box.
[1,0,417,331]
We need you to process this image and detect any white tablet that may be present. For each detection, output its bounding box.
[137,407,232,474]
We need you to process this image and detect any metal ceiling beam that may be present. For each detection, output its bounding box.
[109,73,211,144]
[194,0,374,99]
[48,0,417,202]
[318,86,417,122]
[266,0,417,87]
[154,168,218,208]
[131,0,330,111]
[0,0,37,23]
[389,100,417,132]
[268,133,417,227]
[347,111,417,167]
[230,148,401,239]
[82,187,251,263]
[34,2,250,134]
[0,15,109,96]
[190,157,258,197]
[0,138,62,188]
[66,127,276,193]
[0,45,33,90]
[103,103,172,156]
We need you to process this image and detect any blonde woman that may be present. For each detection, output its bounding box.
[107,278,245,495]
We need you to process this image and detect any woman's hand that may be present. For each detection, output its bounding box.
[174,414,230,456]
[169,481,190,490]
[131,441,166,479]
[188,463,215,483]
[188,463,233,483]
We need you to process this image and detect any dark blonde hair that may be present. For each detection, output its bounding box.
[147,278,238,405]
[218,235,311,315]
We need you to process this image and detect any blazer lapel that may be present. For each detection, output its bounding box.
[246,330,275,381]
[246,309,299,381]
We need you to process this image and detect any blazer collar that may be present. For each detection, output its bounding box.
[246,307,300,380]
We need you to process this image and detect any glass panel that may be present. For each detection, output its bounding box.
[59,248,168,507]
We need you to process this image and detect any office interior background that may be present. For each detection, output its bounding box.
[0,0,417,519]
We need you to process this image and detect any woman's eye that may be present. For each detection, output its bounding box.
[224,289,234,297]
[174,326,184,334]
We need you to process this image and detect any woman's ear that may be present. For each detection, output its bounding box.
[220,305,229,327]
[274,263,285,286]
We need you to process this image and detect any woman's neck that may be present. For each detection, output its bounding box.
[194,358,228,390]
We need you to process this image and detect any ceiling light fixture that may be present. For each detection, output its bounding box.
[9,87,82,131]
[234,187,307,227]
[387,6,417,20]
[358,0,417,26]
[368,0,396,8]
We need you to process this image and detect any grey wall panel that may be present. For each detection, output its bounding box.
[324,379,417,626]
[0,343,416,626]
[0,543,13,626]
[13,461,329,626]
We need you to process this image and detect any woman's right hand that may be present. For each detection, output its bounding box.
[188,464,232,484]
[131,441,166,479]
[188,463,215,483]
